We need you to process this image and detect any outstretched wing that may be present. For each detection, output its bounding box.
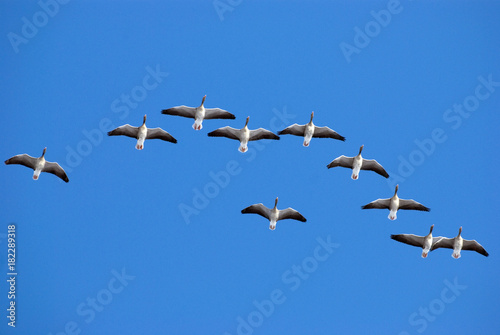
[108,124,139,138]
[146,128,177,143]
[278,124,306,136]
[278,208,307,222]
[327,155,354,169]
[361,159,389,178]
[430,237,455,251]
[398,199,430,212]
[361,198,391,210]
[313,126,345,141]
[43,161,69,183]
[161,106,197,119]
[390,234,425,248]
[204,108,236,120]
[241,204,270,220]
[462,239,489,257]
[249,128,280,141]
[207,127,240,141]
[5,154,37,169]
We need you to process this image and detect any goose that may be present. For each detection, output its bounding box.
[161,95,235,130]
[327,145,389,179]
[207,116,279,153]
[107,114,177,150]
[5,147,69,182]
[361,185,430,220]
[278,111,345,146]
[391,225,444,258]
[431,227,489,258]
[241,197,306,230]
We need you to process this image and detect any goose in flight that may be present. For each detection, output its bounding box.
[391,225,443,258]
[278,111,345,146]
[208,116,279,153]
[241,197,306,230]
[108,114,177,150]
[327,145,388,179]
[5,147,69,182]
[161,95,235,130]
[361,185,430,220]
[431,227,489,258]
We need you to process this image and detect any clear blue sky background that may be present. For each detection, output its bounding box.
[1,1,499,334]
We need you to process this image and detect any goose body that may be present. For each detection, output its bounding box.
[5,148,69,182]
[108,115,177,150]
[391,225,443,258]
[241,197,306,230]
[431,227,488,258]
[161,95,235,130]
[208,116,279,152]
[327,145,389,179]
[361,185,430,220]
[278,111,345,146]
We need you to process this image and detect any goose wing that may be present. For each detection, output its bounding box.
[146,128,177,143]
[5,154,37,169]
[312,126,345,141]
[390,234,425,247]
[398,199,430,211]
[327,155,354,169]
[278,208,307,222]
[43,161,69,182]
[278,124,306,136]
[107,124,139,138]
[207,126,240,140]
[161,106,197,119]
[361,198,391,209]
[241,204,270,220]
[430,237,455,251]
[204,108,236,120]
[249,128,280,141]
[361,159,389,178]
[462,239,489,257]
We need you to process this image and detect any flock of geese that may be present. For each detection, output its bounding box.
[4,95,489,259]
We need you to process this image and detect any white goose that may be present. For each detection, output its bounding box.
[431,227,489,258]
[327,145,389,179]
[108,114,177,150]
[361,185,430,220]
[241,197,307,230]
[161,95,235,130]
[391,225,443,258]
[208,116,279,153]
[278,111,345,146]
[5,147,69,182]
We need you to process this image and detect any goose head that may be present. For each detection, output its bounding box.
[457,226,462,237]
[274,197,278,209]
[200,95,206,107]
[429,224,434,234]
[394,184,399,196]
[142,114,147,125]
[358,145,364,155]
[309,111,314,123]
[244,116,250,128]
[41,147,47,158]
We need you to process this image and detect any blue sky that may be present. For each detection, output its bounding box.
[1,1,500,334]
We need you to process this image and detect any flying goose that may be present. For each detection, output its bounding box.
[207,116,279,153]
[361,185,430,220]
[5,147,69,182]
[241,197,306,230]
[161,95,235,130]
[108,114,177,150]
[278,111,345,146]
[431,227,489,258]
[327,145,389,179]
[391,225,443,258]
